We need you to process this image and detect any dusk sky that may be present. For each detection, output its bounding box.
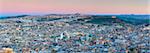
[0,0,150,16]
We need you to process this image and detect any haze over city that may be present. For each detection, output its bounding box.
[0,0,150,16]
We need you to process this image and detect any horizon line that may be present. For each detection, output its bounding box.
[0,13,150,17]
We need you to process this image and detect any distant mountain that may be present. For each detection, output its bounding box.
[0,15,29,19]
[117,15,150,25]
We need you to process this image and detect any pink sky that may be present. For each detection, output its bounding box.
[0,0,150,14]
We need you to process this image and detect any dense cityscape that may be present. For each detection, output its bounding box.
[0,14,149,53]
